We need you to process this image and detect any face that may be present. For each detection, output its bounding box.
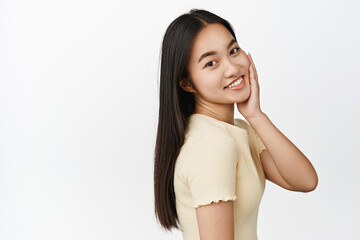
[180,23,251,107]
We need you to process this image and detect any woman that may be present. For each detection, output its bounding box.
[154,8,318,240]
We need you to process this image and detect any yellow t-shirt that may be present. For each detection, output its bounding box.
[174,113,267,240]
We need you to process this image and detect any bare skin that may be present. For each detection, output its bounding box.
[179,22,318,239]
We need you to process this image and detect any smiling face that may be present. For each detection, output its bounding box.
[180,23,251,113]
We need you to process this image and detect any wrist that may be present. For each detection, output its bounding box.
[245,111,267,124]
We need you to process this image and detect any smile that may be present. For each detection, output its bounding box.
[224,75,245,89]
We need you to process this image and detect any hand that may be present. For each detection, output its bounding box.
[236,52,263,120]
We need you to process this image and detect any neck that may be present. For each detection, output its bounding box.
[193,103,235,125]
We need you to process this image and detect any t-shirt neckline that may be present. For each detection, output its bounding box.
[190,113,248,134]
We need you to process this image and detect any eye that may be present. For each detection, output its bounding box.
[230,47,241,55]
[205,60,217,68]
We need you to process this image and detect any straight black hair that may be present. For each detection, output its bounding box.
[153,8,238,231]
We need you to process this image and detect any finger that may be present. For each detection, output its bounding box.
[248,53,258,79]
[247,53,256,77]
[247,53,254,69]
[249,63,261,90]
[248,62,255,84]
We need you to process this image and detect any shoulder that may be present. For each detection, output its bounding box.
[188,132,236,148]
[234,118,250,131]
[181,132,238,186]
[182,132,238,166]
[234,118,258,137]
[185,114,230,138]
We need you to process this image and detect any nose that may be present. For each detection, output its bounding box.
[223,56,239,78]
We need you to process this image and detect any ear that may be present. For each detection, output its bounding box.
[179,77,196,93]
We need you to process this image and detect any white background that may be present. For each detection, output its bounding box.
[1,0,359,239]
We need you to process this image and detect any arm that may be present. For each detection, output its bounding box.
[195,200,234,240]
[237,52,318,192]
[247,112,318,192]
[186,133,238,239]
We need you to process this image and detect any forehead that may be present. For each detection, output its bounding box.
[190,23,234,58]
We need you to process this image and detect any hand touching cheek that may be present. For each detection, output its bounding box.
[236,53,263,120]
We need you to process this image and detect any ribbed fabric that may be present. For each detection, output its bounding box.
[174,113,266,240]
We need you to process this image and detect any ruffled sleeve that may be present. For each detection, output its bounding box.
[235,118,266,154]
[253,129,266,154]
[184,133,238,208]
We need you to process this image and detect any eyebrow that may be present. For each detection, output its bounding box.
[197,39,237,64]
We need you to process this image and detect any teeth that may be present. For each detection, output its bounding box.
[226,77,243,88]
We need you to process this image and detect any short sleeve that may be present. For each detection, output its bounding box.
[184,133,238,208]
[254,130,266,154]
[235,118,266,154]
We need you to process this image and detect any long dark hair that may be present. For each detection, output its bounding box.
[153,8,238,231]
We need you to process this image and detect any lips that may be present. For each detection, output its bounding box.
[224,75,244,89]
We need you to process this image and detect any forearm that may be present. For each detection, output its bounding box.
[246,112,318,190]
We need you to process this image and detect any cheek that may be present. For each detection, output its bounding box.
[237,54,250,66]
[192,70,216,86]
[200,73,223,90]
